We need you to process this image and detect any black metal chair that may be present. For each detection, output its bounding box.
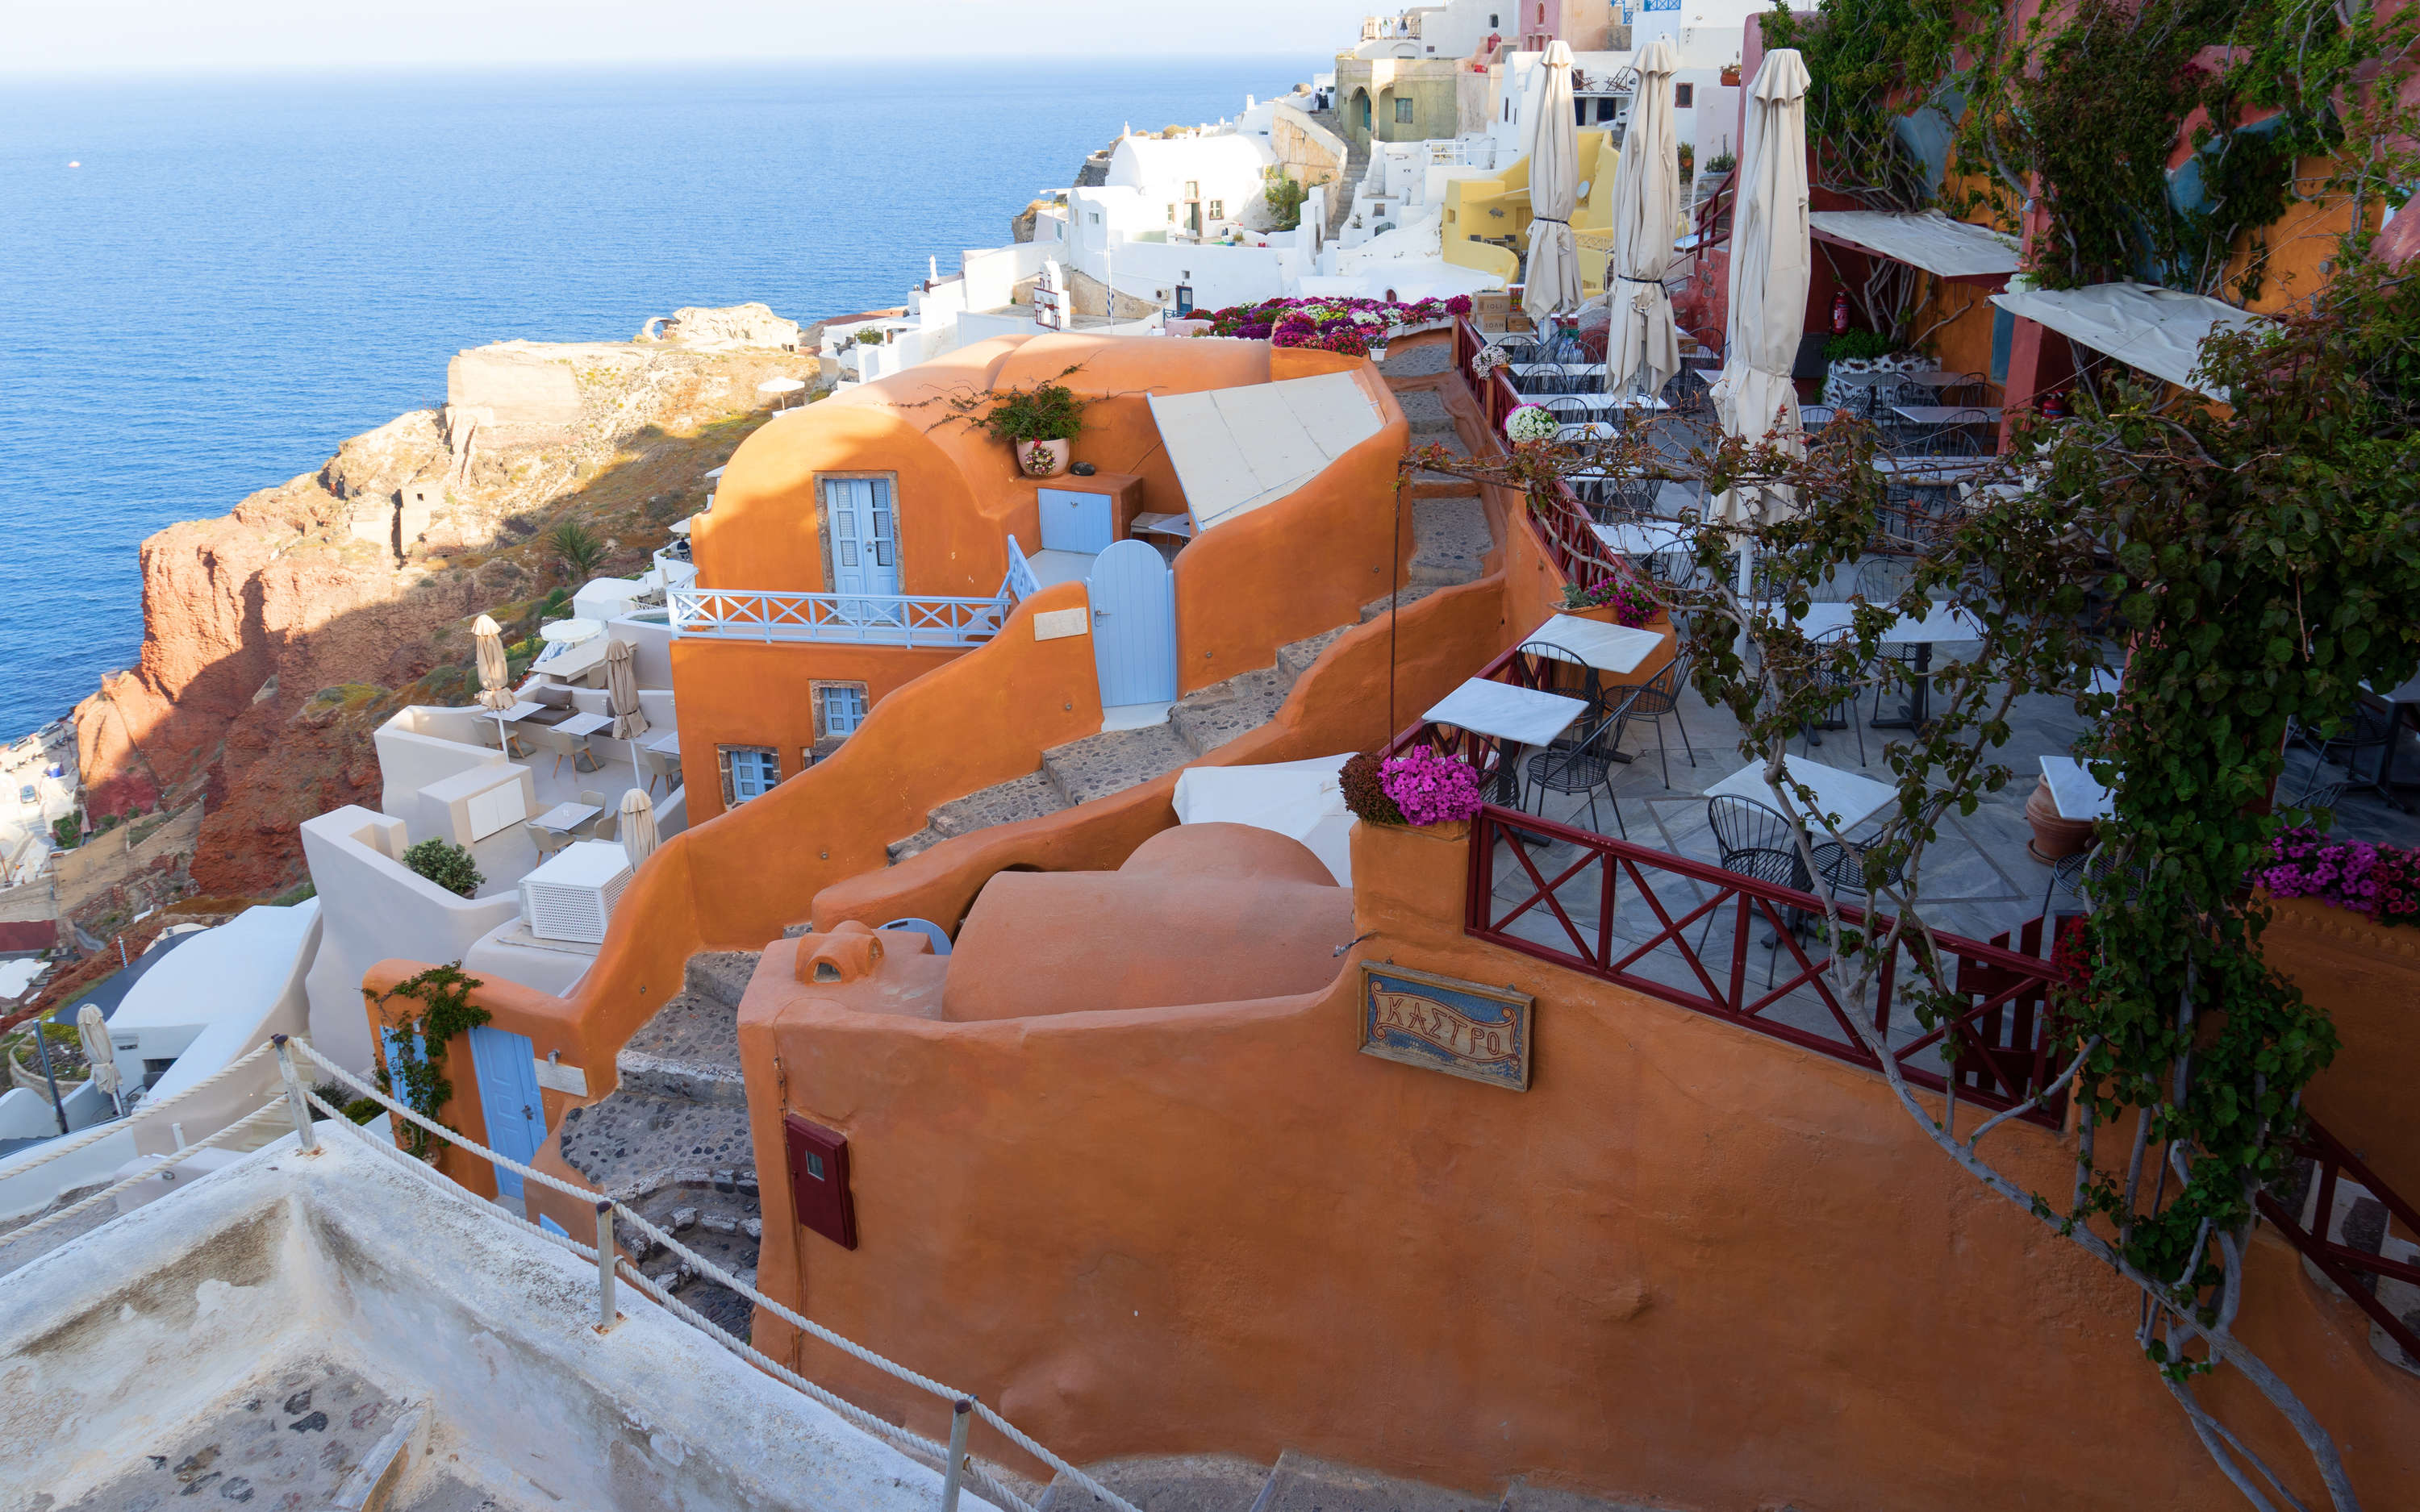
[1704,796,1817,983]
[1796,626,1868,765]
[1604,656,1696,787]
[1523,710,1630,839]
[1855,558,1921,723]
[2042,841,2134,918]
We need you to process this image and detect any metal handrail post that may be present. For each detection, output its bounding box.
[938,1397,972,1512]
[595,1200,620,1332]
[271,1035,319,1155]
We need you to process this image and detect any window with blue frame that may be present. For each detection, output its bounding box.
[719,744,781,806]
[816,683,870,740]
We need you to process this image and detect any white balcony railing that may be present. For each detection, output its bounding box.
[669,588,1010,648]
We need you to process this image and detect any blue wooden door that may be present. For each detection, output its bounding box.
[1087,539,1176,706]
[467,1024,547,1205]
[823,477,902,622]
[1038,486,1113,553]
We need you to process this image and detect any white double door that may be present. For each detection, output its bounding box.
[824,477,902,620]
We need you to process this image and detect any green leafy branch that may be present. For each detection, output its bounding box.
[367,963,492,1162]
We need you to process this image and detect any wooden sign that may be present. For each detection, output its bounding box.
[1358,963,1532,1091]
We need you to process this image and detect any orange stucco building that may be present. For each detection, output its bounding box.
[361,302,2418,1506]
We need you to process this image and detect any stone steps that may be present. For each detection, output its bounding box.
[557,947,766,1339]
[1034,1450,1669,1512]
[882,493,1492,868]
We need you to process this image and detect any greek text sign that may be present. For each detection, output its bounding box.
[1358,963,1532,1091]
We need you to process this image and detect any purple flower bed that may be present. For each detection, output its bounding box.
[1381,748,1485,827]
[2256,827,2420,924]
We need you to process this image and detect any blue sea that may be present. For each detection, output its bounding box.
[0,60,1324,739]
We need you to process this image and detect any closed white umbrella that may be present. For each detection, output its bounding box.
[619,787,659,868]
[605,639,649,739]
[1710,48,1813,539]
[77,1002,123,1116]
[1521,41,1583,325]
[473,614,515,710]
[1604,39,1684,397]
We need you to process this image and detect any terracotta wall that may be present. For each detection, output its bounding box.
[738,819,2420,1510]
[674,640,962,821]
[359,958,602,1204]
[2257,896,2420,1202]
[697,333,1284,603]
[811,571,1512,936]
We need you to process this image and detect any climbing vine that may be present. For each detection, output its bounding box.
[366,963,491,1161]
[1419,241,2418,1506]
[1768,0,2418,302]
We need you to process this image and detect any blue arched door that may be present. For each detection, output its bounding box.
[1086,539,1176,706]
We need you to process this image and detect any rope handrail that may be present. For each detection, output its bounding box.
[290,1040,1139,1512]
[294,1089,1040,1512]
[0,1102,288,1249]
[0,1038,279,1180]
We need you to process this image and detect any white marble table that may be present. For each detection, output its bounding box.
[499,700,547,723]
[1591,519,1688,556]
[1892,405,2004,427]
[641,730,681,756]
[1871,456,1986,479]
[1774,600,1980,644]
[1425,679,1590,748]
[531,800,603,835]
[1704,756,1898,830]
[2039,755,2115,821]
[1522,614,1666,677]
[551,710,611,739]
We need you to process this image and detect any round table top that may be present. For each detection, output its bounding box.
[757,377,807,394]
[539,617,605,644]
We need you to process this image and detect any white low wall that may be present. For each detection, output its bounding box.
[300,808,524,1073]
[0,1124,134,1222]
[0,1131,991,1511]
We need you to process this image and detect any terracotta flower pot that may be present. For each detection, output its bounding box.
[1396,817,1472,843]
[1019,439,1072,478]
[2025,775,2097,863]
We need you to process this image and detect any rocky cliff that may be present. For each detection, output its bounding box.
[72,314,827,896]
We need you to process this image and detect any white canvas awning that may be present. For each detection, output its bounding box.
[1148,372,1386,533]
[1991,281,2268,399]
[1171,753,1357,885]
[1809,210,2022,281]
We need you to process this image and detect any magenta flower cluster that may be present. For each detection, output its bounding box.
[2255,827,2420,925]
[1189,294,1474,353]
[1380,748,1486,827]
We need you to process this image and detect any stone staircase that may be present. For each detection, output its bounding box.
[886,492,1493,866]
[1312,110,1371,244]
[1034,1449,1670,1512]
[556,949,766,1338]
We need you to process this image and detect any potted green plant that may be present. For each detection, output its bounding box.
[970,380,1089,477]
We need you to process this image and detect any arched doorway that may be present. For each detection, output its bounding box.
[1351,87,1372,142]
[1376,89,1396,141]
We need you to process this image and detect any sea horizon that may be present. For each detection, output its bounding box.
[0,57,1327,739]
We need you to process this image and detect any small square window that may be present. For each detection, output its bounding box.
[1207,198,1225,219]
[816,682,870,740]
[1088,210,1101,224]
[1395,98,1415,123]
[719,745,781,806]
[1675,82,1696,109]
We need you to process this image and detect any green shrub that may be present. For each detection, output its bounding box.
[1824,329,1902,362]
[974,381,1087,445]
[402,838,483,898]
[52,815,80,850]
[549,522,607,581]
[1264,168,1308,231]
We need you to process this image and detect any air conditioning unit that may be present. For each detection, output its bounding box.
[519,841,632,944]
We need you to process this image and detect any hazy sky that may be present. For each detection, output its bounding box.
[6,1,1372,73]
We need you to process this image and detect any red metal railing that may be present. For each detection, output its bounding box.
[1464,803,2072,1124]
[2257,1121,2420,1364]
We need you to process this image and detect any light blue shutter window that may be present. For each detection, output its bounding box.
[820,685,868,738]
[726,746,779,804]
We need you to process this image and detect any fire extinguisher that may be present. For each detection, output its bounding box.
[1831,292,1850,336]
[2040,388,2068,419]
